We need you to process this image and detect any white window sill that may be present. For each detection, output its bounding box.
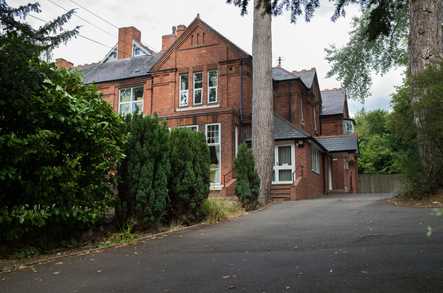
[176,104,220,112]
[272,181,293,185]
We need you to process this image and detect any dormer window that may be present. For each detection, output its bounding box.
[133,45,142,56]
[343,119,354,135]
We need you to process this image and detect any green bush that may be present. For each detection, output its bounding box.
[0,67,126,242]
[234,144,260,210]
[117,114,170,227]
[168,128,210,224]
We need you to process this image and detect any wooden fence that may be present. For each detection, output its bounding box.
[358,174,402,194]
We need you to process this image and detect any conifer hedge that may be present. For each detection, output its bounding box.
[117,114,170,227]
[234,144,260,210]
[168,128,210,224]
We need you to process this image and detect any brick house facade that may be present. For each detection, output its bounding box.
[57,15,358,200]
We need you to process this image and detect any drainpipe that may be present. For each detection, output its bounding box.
[240,58,244,124]
[288,81,292,122]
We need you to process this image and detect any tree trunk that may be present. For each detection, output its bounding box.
[252,0,273,204]
[408,0,442,180]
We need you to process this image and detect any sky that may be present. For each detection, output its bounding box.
[14,0,405,116]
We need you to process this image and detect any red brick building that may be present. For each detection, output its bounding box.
[56,15,358,200]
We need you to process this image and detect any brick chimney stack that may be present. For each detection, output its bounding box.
[117,26,141,59]
[161,25,187,51]
[176,25,186,38]
[162,26,177,51]
[55,58,73,69]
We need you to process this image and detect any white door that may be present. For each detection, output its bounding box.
[273,144,295,184]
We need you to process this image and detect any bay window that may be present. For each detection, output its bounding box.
[193,72,203,105]
[206,123,221,187]
[208,70,218,104]
[119,86,143,115]
[179,73,189,107]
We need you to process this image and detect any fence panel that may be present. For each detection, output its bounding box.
[358,174,402,193]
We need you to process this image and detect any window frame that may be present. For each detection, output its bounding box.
[193,72,203,106]
[343,119,354,135]
[118,86,144,115]
[208,70,218,104]
[179,73,189,107]
[178,125,199,132]
[313,107,318,132]
[311,147,321,175]
[205,123,222,188]
[272,142,295,185]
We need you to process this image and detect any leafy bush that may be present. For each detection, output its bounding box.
[0,68,126,242]
[389,62,443,197]
[168,128,210,224]
[117,114,170,227]
[234,144,260,210]
[0,3,125,243]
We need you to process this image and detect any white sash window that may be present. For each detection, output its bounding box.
[179,73,189,107]
[193,72,203,105]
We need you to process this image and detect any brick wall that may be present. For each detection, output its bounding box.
[293,141,325,199]
[320,115,343,136]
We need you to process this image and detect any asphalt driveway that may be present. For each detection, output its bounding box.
[1,193,442,293]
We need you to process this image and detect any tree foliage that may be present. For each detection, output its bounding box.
[388,62,443,197]
[234,144,261,210]
[117,115,170,227]
[168,128,210,224]
[326,1,408,100]
[0,2,125,243]
[355,110,398,174]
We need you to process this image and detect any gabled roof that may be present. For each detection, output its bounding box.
[272,66,316,89]
[316,135,358,153]
[152,15,250,71]
[77,53,162,84]
[320,88,346,116]
[292,68,316,89]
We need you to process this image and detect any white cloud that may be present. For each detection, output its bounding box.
[16,0,403,113]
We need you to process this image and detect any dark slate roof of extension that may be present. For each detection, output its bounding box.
[76,53,162,84]
[273,115,310,140]
[316,135,358,153]
[272,67,316,89]
[292,68,316,89]
[321,88,346,116]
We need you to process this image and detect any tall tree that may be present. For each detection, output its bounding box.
[251,0,273,203]
[408,0,442,182]
[227,0,320,203]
